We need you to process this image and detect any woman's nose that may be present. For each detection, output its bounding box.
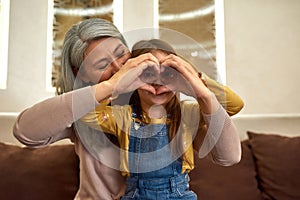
[110,60,122,73]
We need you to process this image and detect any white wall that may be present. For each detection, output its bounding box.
[224,0,300,115]
[0,0,54,113]
[0,0,55,144]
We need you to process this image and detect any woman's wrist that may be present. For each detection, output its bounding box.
[197,90,220,114]
[93,81,114,103]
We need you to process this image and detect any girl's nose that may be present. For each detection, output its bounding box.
[153,77,164,85]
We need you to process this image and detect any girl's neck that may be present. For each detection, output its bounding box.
[142,104,167,119]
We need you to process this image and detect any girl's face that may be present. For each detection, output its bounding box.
[78,37,131,84]
[138,50,176,112]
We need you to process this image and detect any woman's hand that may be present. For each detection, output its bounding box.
[159,54,214,114]
[159,55,208,97]
[107,53,160,97]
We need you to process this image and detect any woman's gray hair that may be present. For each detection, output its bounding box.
[56,18,127,95]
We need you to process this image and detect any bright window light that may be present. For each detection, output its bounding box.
[113,0,123,33]
[0,0,10,89]
[46,0,55,92]
[215,0,226,84]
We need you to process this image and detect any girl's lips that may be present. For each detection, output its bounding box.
[139,84,173,95]
[155,86,172,95]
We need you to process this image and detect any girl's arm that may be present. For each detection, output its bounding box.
[79,103,129,136]
[201,73,244,116]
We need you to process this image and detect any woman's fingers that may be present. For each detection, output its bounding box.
[159,54,210,98]
[109,53,160,95]
[108,52,208,98]
[124,53,160,71]
[160,54,196,76]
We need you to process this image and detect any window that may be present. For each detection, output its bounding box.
[0,0,10,89]
[159,0,226,83]
[48,0,113,89]
[48,0,226,88]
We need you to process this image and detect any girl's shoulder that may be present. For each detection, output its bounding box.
[180,100,199,110]
[110,104,133,121]
[180,100,201,125]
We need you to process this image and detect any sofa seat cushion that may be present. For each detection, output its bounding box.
[248,131,300,200]
[0,142,79,200]
[189,140,263,200]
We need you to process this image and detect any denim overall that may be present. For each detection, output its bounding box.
[121,111,197,200]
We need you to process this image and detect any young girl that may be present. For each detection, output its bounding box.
[80,39,241,199]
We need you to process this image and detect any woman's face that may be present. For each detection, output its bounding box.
[138,50,176,111]
[78,37,131,84]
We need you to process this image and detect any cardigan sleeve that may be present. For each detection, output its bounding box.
[198,93,242,166]
[13,86,99,147]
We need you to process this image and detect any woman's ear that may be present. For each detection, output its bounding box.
[75,67,91,83]
[72,67,78,77]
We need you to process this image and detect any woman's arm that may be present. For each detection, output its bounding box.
[160,54,241,164]
[191,78,241,165]
[13,86,98,147]
[80,53,161,135]
[199,93,241,166]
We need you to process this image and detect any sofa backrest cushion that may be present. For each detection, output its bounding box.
[189,140,263,200]
[0,142,79,200]
[248,131,300,200]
